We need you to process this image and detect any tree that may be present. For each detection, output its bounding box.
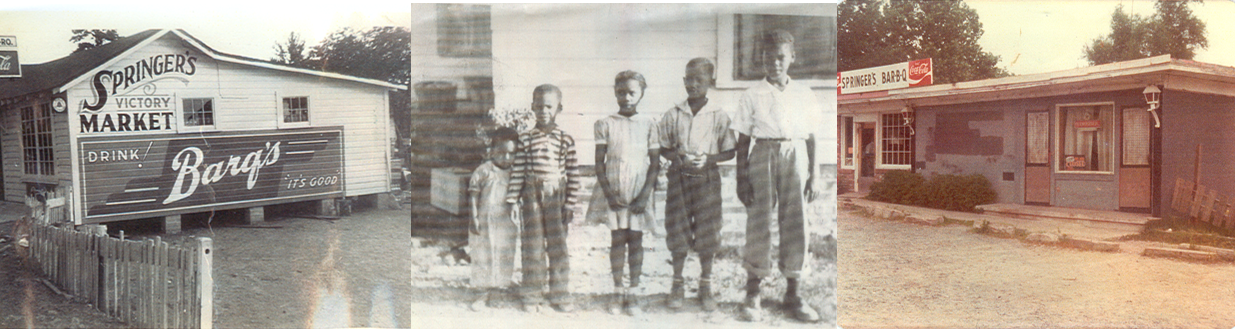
[70,29,120,54]
[1084,1,1207,65]
[274,27,412,140]
[307,27,411,86]
[839,0,1009,84]
[270,32,311,68]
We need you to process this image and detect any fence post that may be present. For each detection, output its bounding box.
[196,237,212,329]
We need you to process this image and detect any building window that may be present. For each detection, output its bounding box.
[20,103,54,176]
[283,96,309,123]
[880,113,912,166]
[437,4,491,58]
[842,116,854,167]
[183,98,214,127]
[1058,104,1114,172]
[1122,107,1151,166]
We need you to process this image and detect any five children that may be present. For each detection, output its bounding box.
[465,29,822,323]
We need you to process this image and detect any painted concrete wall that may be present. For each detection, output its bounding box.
[490,4,836,165]
[915,90,1148,210]
[1161,90,1235,216]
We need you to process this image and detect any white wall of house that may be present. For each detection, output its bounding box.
[410,3,493,101]
[491,3,837,164]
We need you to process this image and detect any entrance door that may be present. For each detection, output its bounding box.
[860,125,876,177]
[1119,107,1152,212]
[1025,111,1050,205]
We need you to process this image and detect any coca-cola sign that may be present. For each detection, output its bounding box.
[78,128,344,223]
[839,58,934,94]
[908,58,932,87]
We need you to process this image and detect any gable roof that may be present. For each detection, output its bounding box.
[0,29,405,100]
[0,29,160,99]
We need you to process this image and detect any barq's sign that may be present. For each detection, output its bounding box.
[78,128,344,223]
[839,58,933,95]
[79,51,199,134]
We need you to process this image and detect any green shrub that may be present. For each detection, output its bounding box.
[866,171,997,212]
[917,174,997,211]
[866,170,924,205]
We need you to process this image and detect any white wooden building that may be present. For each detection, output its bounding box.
[0,29,405,228]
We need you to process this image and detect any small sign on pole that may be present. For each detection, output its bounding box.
[0,35,20,78]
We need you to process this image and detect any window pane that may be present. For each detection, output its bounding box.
[1027,112,1049,164]
[1122,108,1150,166]
[880,113,912,166]
[1059,105,1113,172]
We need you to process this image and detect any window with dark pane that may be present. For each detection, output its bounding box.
[183,98,214,126]
[880,113,912,166]
[20,103,54,175]
[283,96,309,123]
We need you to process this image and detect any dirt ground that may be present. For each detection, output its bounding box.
[408,187,838,328]
[838,209,1235,329]
[0,222,127,329]
[1,203,411,329]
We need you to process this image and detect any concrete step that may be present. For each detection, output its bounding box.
[976,203,1156,226]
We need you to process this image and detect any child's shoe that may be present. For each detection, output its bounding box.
[608,288,625,315]
[666,278,685,310]
[624,289,643,317]
[698,279,717,312]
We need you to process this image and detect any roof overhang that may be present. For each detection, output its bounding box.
[53,29,407,94]
[838,55,1235,114]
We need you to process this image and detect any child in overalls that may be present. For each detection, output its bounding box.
[589,70,660,316]
[505,84,580,313]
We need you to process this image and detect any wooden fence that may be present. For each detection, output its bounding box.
[28,224,213,329]
[1171,178,1235,229]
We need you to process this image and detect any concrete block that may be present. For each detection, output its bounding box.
[318,198,339,217]
[988,223,1018,237]
[1143,247,1218,261]
[1062,237,1120,252]
[1025,232,1061,243]
[906,215,944,226]
[1181,244,1235,261]
[244,207,265,225]
[164,215,181,234]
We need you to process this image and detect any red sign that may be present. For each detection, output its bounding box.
[1074,120,1101,129]
[78,128,344,223]
[908,58,932,87]
[1064,155,1088,170]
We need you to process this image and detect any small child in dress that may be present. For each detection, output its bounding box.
[589,70,661,316]
[468,127,521,311]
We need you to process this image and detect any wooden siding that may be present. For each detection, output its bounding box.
[1,96,73,201]
[60,33,391,222]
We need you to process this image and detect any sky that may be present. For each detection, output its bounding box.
[967,0,1235,76]
[0,2,412,65]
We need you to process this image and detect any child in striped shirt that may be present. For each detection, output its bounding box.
[505,84,580,313]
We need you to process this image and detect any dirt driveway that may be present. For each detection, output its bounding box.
[838,209,1235,329]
